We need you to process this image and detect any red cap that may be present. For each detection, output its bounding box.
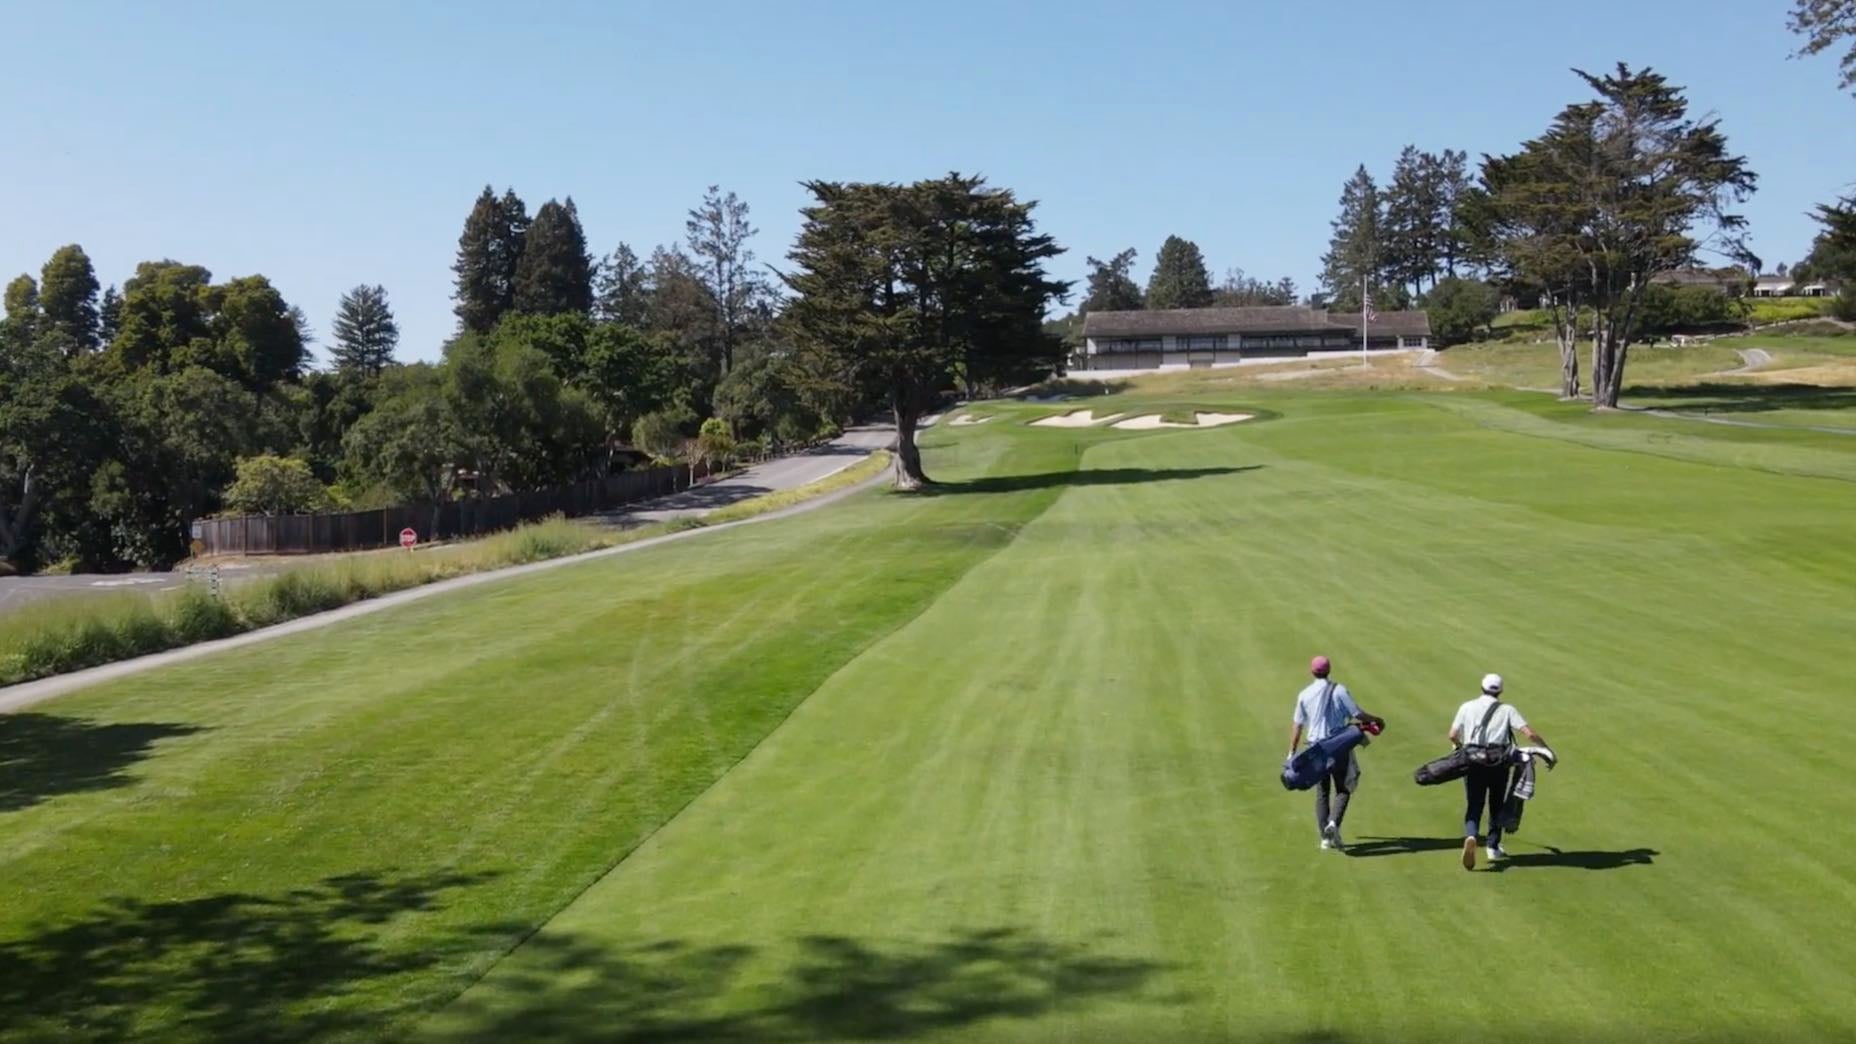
[1310,655,1331,677]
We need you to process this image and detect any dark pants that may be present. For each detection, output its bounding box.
[1315,749,1360,831]
[1463,764,1513,845]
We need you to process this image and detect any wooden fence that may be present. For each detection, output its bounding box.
[191,461,716,556]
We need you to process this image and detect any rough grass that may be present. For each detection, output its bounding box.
[0,474,894,690]
[1749,296,1829,325]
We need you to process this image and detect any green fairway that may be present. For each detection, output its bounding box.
[6,387,1856,1041]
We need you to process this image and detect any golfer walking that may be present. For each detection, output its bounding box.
[1449,674,1551,870]
[1288,656,1385,851]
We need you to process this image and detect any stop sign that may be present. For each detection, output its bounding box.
[400,527,418,549]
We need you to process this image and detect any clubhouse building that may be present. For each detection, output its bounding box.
[1077,305,1432,372]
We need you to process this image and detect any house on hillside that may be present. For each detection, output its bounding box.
[1077,306,1430,371]
[1753,275,1795,297]
[1650,268,1747,295]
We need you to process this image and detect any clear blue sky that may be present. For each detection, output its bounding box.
[5,0,1852,363]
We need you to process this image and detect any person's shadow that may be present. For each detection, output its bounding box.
[1489,846,1658,872]
[1344,837,1658,871]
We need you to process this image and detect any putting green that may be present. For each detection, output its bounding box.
[5,388,1856,1041]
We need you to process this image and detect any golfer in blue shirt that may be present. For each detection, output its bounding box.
[1289,655,1385,851]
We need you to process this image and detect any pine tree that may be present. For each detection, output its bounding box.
[1382,146,1443,299]
[98,285,123,346]
[452,186,529,332]
[513,197,593,317]
[1081,248,1144,312]
[1144,236,1213,309]
[38,244,101,351]
[330,284,399,376]
[594,242,650,327]
[685,186,765,375]
[1320,166,1384,310]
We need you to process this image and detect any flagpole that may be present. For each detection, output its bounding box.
[1361,273,1368,367]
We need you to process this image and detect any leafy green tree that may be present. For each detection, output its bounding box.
[1793,198,1856,283]
[594,242,650,327]
[713,342,819,444]
[1081,249,1143,313]
[0,348,111,570]
[783,173,1067,488]
[329,284,399,376]
[1484,65,1756,407]
[206,275,309,390]
[1320,166,1385,310]
[90,366,266,566]
[513,198,593,316]
[686,186,767,375]
[695,417,736,469]
[342,365,464,533]
[1423,277,1500,345]
[38,245,101,352]
[1471,146,1590,396]
[453,186,529,332]
[221,454,330,515]
[442,328,602,493]
[1791,0,1856,94]
[1635,284,1748,335]
[632,405,697,462]
[1144,236,1213,309]
[109,261,215,372]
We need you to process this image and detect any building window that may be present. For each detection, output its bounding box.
[1182,335,1222,351]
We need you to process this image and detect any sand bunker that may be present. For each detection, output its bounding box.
[1111,412,1254,430]
[1030,409,1124,428]
[950,414,994,426]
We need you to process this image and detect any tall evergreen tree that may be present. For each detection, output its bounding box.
[1320,166,1385,309]
[452,186,530,332]
[98,285,123,346]
[38,244,101,351]
[685,186,765,375]
[1433,149,1473,278]
[1383,146,1445,298]
[1081,248,1144,313]
[513,197,593,317]
[1144,236,1213,309]
[330,284,400,376]
[594,242,650,327]
[4,275,38,322]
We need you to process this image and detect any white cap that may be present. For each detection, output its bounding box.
[1481,673,1504,695]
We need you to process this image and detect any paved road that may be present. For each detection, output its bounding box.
[0,425,896,616]
[592,424,894,527]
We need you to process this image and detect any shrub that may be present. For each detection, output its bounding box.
[170,588,243,643]
[222,455,332,516]
[1831,287,1856,322]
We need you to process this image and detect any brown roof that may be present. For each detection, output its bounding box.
[1328,311,1432,337]
[1083,305,1430,339]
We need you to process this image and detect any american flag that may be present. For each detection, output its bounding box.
[1364,298,1377,323]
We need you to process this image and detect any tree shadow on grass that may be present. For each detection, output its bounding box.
[438,927,1177,1042]
[0,869,497,1042]
[1489,846,1659,872]
[926,465,1263,496]
[1632,382,1856,417]
[0,712,206,813]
